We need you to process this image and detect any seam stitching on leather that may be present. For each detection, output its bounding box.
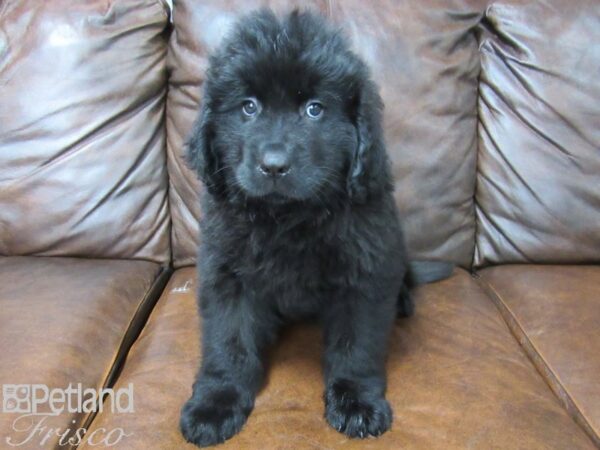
[74,265,172,449]
[475,272,599,447]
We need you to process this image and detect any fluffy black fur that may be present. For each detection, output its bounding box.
[180,9,450,447]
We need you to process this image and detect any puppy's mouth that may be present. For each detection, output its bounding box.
[237,173,299,203]
[258,192,290,204]
[250,182,298,203]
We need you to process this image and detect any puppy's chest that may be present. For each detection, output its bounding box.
[250,229,340,284]
[231,223,348,304]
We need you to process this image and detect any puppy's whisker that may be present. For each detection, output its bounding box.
[211,164,234,175]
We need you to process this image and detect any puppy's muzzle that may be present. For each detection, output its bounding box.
[258,150,291,178]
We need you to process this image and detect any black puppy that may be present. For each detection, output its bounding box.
[181,9,450,447]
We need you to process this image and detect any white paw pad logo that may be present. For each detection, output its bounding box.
[2,385,31,414]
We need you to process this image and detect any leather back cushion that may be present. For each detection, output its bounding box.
[475,0,600,266]
[166,0,484,268]
[0,0,171,263]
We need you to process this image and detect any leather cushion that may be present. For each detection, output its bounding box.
[0,0,171,263]
[475,0,600,266]
[0,257,162,448]
[80,268,594,449]
[478,265,600,446]
[166,0,484,267]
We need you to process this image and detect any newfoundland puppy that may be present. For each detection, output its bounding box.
[180,9,451,447]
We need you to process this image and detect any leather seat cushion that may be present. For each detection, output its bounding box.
[478,265,600,447]
[0,257,163,448]
[80,268,594,449]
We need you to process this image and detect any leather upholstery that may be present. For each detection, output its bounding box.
[478,265,600,447]
[475,0,600,267]
[0,257,162,448]
[0,0,171,263]
[166,0,484,268]
[79,268,594,449]
[1,1,599,448]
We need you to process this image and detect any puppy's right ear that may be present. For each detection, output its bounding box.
[185,100,223,196]
[347,79,392,203]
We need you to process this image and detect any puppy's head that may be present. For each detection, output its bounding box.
[187,9,391,206]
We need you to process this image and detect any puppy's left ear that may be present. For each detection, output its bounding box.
[347,80,392,202]
[185,99,224,197]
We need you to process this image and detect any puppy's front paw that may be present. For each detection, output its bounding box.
[180,387,252,447]
[325,379,392,438]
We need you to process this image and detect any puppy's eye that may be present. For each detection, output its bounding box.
[242,100,258,117]
[306,102,323,119]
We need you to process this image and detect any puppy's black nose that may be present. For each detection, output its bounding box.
[258,152,290,178]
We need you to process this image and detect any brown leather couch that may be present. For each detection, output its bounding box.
[1,1,598,449]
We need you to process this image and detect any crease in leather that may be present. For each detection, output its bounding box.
[471,52,485,272]
[488,42,582,167]
[478,73,547,207]
[155,0,172,21]
[2,58,166,191]
[123,198,172,270]
[73,265,172,450]
[474,187,534,263]
[480,86,548,211]
[474,272,600,447]
[477,84,574,263]
[74,96,167,228]
[481,5,523,54]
